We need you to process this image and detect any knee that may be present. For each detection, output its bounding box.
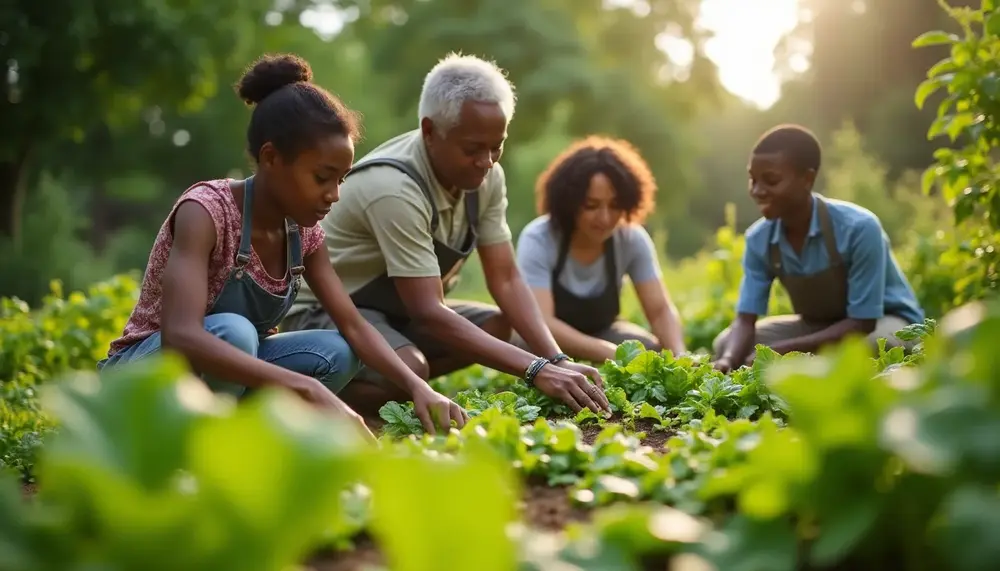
[205,313,259,355]
[315,332,362,389]
[481,312,512,343]
[397,345,431,382]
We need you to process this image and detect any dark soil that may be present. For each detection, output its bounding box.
[305,479,595,571]
[578,416,674,450]
[306,535,384,571]
[520,479,593,531]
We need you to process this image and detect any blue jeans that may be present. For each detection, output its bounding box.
[100,312,361,397]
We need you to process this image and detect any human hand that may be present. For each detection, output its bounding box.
[711,356,735,374]
[294,377,377,444]
[533,362,611,415]
[555,359,605,389]
[412,386,469,435]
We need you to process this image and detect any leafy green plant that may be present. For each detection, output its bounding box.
[913,0,1000,304]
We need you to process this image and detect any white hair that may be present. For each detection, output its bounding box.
[417,52,517,132]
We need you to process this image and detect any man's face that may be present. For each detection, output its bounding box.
[747,151,815,220]
[422,101,508,191]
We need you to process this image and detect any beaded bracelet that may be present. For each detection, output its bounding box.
[523,357,550,387]
[548,352,571,364]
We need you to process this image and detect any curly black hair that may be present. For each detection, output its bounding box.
[752,123,822,173]
[235,53,361,162]
[534,136,657,235]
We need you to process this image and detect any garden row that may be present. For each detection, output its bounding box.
[5,269,1000,570]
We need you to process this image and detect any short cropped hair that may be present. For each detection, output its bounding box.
[417,52,517,131]
[535,136,657,234]
[752,123,822,173]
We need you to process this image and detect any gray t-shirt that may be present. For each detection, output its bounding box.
[515,215,662,297]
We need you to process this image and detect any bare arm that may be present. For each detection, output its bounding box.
[716,313,759,365]
[770,318,875,354]
[479,240,563,359]
[633,278,686,354]
[302,248,428,397]
[526,284,617,363]
[160,202,318,393]
[394,275,538,377]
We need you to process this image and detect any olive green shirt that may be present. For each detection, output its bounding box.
[292,128,513,311]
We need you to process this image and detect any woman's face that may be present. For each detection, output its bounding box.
[573,172,623,246]
[263,133,356,228]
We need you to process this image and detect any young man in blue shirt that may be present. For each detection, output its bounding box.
[712,124,925,373]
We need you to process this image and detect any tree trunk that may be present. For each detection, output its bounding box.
[0,155,27,247]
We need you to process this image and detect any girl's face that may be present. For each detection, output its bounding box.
[261,134,356,227]
[574,172,624,246]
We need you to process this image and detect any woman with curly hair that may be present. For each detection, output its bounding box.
[515,136,685,362]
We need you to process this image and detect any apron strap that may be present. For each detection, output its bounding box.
[553,231,617,283]
[554,229,573,278]
[767,220,783,275]
[463,189,480,239]
[815,197,842,266]
[602,232,617,285]
[235,176,255,269]
[286,218,305,277]
[347,157,440,233]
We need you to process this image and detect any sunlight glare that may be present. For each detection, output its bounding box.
[698,0,803,109]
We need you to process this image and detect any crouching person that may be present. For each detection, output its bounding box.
[99,53,467,437]
[712,124,925,372]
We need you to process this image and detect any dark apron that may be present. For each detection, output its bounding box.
[768,196,848,323]
[552,235,620,335]
[346,157,480,323]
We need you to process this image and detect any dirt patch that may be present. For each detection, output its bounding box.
[521,479,593,531]
[633,418,674,451]
[577,416,674,450]
[21,483,36,500]
[306,535,383,571]
[305,480,595,570]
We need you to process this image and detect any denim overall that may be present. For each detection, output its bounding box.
[98,176,360,396]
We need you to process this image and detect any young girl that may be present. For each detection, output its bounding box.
[99,53,468,438]
[514,136,686,363]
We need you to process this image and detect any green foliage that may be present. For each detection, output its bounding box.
[5,293,992,571]
[913,0,1000,301]
[0,274,137,481]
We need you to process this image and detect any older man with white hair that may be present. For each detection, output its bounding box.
[284,52,611,418]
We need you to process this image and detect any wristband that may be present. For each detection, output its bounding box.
[548,352,571,364]
[523,357,550,387]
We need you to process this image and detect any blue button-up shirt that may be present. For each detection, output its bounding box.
[736,194,924,324]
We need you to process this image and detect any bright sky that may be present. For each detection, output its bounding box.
[696,0,804,108]
[299,0,805,110]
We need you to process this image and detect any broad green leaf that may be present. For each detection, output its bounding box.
[937,485,1000,571]
[186,389,368,571]
[368,442,518,571]
[38,354,225,491]
[915,78,942,109]
[921,165,939,195]
[912,31,959,47]
[808,494,881,566]
[697,515,797,571]
[986,11,1000,36]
